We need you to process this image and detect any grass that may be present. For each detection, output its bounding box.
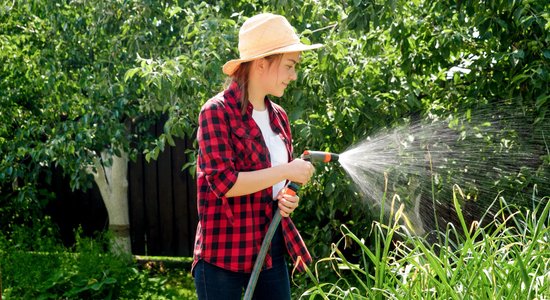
[299,186,550,299]
[134,255,197,300]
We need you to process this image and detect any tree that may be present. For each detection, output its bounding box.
[0,0,204,253]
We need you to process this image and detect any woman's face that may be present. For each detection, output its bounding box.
[262,52,301,98]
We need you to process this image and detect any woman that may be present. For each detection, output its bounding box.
[193,13,323,299]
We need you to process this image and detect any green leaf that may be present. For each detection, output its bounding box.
[124,68,140,82]
[535,95,549,109]
[511,74,530,84]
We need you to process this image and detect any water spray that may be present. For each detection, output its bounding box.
[244,111,550,298]
[244,150,339,300]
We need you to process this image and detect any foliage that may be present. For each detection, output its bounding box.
[279,0,549,262]
[0,220,196,299]
[0,185,54,235]
[1,0,549,297]
[300,189,550,299]
[0,0,189,216]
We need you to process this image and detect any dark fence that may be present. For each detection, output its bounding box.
[129,134,198,257]
[46,168,109,247]
[46,132,198,257]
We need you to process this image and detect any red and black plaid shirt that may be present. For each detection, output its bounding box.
[192,81,312,273]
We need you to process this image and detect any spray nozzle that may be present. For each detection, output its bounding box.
[283,150,339,195]
[301,150,340,163]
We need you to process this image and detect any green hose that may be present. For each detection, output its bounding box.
[243,151,340,298]
[243,182,300,299]
[243,207,283,300]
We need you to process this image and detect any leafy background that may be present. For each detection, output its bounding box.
[1,0,549,297]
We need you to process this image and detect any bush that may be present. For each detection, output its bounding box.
[0,219,196,299]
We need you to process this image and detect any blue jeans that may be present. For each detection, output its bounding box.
[194,225,290,300]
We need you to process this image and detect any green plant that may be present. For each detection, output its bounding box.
[300,187,550,299]
[0,224,196,299]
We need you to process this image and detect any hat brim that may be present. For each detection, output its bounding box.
[222,43,323,76]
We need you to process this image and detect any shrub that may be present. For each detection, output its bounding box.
[0,220,196,299]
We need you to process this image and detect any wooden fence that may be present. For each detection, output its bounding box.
[46,130,198,257]
[128,134,198,257]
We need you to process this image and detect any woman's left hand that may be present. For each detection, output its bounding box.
[276,191,300,218]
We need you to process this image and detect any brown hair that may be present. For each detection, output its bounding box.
[227,54,283,114]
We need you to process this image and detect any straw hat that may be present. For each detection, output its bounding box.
[222,13,323,76]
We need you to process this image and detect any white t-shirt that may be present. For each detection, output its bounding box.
[252,108,287,199]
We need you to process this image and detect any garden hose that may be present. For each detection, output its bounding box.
[243,150,339,300]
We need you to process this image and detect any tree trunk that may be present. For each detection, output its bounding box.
[88,149,131,254]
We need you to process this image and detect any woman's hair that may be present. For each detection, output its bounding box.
[228,54,283,114]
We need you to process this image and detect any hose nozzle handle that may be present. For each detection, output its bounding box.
[283,150,340,196]
[281,182,300,196]
[302,150,339,162]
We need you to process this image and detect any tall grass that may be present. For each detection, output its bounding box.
[300,186,550,299]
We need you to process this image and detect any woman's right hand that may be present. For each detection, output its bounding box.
[285,158,315,184]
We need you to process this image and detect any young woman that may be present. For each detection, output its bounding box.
[193,13,323,299]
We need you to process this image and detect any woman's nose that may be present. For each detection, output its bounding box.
[289,69,297,81]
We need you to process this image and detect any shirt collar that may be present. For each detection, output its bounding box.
[224,81,281,133]
[223,81,243,111]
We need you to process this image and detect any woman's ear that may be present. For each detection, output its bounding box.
[253,58,266,74]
